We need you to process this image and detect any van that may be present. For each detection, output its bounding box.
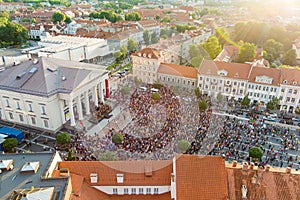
[150,88,159,93]
[139,87,147,92]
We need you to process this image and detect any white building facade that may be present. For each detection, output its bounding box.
[0,57,109,131]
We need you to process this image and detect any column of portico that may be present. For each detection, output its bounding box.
[69,97,76,126]
[93,85,98,106]
[85,91,90,115]
[77,96,83,120]
[98,82,105,103]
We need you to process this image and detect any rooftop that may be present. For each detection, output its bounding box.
[158,63,198,79]
[0,152,68,200]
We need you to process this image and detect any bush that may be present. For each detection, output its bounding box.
[177,140,191,153]
[152,82,163,89]
[112,133,124,144]
[198,100,208,111]
[194,88,201,97]
[151,92,161,100]
[2,138,18,152]
[56,132,71,146]
[249,146,263,159]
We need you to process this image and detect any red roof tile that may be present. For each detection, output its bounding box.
[158,63,198,79]
[175,155,228,200]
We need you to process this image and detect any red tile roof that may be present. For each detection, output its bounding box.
[227,165,300,200]
[279,68,300,86]
[175,155,228,200]
[248,65,281,86]
[131,48,161,59]
[158,63,198,79]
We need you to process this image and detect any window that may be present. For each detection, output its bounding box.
[259,86,261,90]
[31,117,36,125]
[219,80,223,84]
[154,188,159,194]
[218,87,222,91]
[257,93,260,97]
[206,78,209,82]
[28,103,33,112]
[113,188,118,194]
[286,97,290,102]
[289,89,293,93]
[240,90,243,94]
[294,90,298,94]
[200,77,203,81]
[212,86,215,90]
[281,89,285,93]
[254,93,257,97]
[5,99,10,107]
[16,102,20,110]
[146,188,151,194]
[139,188,143,194]
[44,120,49,128]
[131,188,136,194]
[274,88,277,92]
[9,112,13,119]
[232,89,236,93]
[255,85,258,90]
[292,98,295,103]
[249,92,253,96]
[199,84,202,88]
[41,106,46,115]
[124,188,129,194]
[279,96,283,100]
[19,114,24,122]
[263,87,266,91]
[234,82,237,86]
[241,82,244,87]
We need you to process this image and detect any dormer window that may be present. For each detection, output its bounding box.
[283,80,288,84]
[293,81,297,85]
[143,53,146,57]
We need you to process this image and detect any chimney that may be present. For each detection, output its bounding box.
[232,160,237,167]
[265,165,271,172]
[249,162,255,170]
[286,167,291,174]
[242,162,248,171]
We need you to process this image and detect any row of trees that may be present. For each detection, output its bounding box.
[143,30,159,45]
[89,10,122,23]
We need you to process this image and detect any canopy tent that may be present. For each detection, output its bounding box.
[0,126,24,142]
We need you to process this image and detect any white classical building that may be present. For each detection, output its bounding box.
[0,57,109,131]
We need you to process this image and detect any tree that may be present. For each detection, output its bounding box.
[64,16,72,24]
[249,146,263,160]
[56,132,71,146]
[0,22,29,47]
[189,44,201,58]
[125,12,141,21]
[267,97,280,110]
[282,49,296,66]
[177,140,191,153]
[191,56,203,68]
[143,30,150,46]
[264,39,283,64]
[112,133,124,144]
[98,151,119,161]
[151,32,159,44]
[237,42,256,63]
[202,36,222,59]
[217,92,223,103]
[151,92,161,100]
[2,138,18,152]
[52,11,66,23]
[127,38,138,52]
[296,107,300,115]
[241,94,250,107]
[215,27,231,47]
[194,88,201,97]
[198,100,208,111]
[67,150,76,161]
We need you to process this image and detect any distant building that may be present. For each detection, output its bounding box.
[0,57,109,131]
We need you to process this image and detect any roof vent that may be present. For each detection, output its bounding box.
[33,59,39,64]
[242,162,248,171]
[47,67,57,72]
[16,72,26,79]
[232,160,237,167]
[90,173,98,183]
[249,162,255,170]
[286,167,291,174]
[116,174,124,183]
[61,75,66,81]
[13,61,21,66]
